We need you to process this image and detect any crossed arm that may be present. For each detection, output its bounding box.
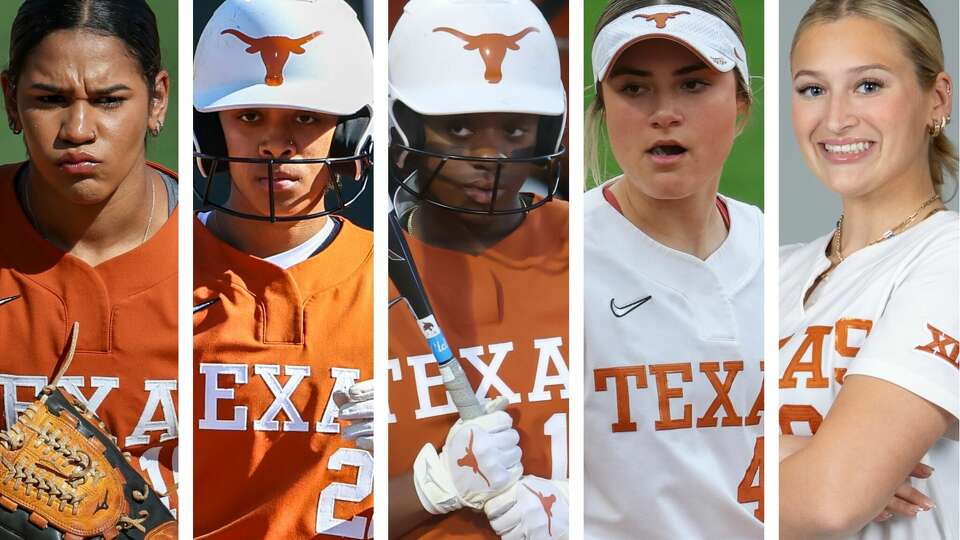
[780,374,954,539]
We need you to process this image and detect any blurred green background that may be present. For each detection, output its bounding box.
[0,0,178,171]
[584,0,764,208]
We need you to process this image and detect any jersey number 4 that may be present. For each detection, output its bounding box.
[737,436,763,521]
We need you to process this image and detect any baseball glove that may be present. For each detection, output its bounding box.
[0,323,177,539]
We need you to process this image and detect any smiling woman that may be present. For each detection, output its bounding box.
[779,1,959,539]
[0,0,180,533]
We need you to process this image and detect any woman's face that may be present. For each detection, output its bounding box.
[419,112,540,213]
[791,17,945,199]
[219,108,338,218]
[601,38,743,200]
[2,30,167,204]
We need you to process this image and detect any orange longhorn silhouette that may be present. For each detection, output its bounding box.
[633,11,691,29]
[433,26,539,84]
[524,484,558,536]
[456,430,491,487]
[221,29,322,86]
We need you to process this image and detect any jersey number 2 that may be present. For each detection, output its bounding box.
[316,448,374,538]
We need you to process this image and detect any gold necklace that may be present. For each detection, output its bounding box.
[832,193,941,263]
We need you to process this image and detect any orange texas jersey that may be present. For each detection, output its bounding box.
[194,216,374,540]
[0,161,180,512]
[389,200,569,540]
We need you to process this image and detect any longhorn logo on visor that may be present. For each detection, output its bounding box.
[633,11,690,29]
[221,29,322,86]
[433,27,539,84]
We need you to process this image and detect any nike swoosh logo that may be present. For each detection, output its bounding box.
[610,295,652,318]
[0,295,21,307]
[193,298,220,313]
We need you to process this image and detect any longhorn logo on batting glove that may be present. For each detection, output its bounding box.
[433,27,539,84]
[524,484,557,536]
[457,430,491,486]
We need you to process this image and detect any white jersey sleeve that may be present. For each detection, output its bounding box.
[845,223,959,427]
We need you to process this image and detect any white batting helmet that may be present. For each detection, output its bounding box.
[388,0,567,215]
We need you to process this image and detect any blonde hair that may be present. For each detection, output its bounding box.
[792,0,958,193]
[585,0,752,186]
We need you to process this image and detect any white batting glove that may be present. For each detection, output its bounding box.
[484,476,569,540]
[413,396,523,514]
[333,380,373,451]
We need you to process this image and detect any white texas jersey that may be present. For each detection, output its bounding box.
[584,180,764,539]
[780,210,959,540]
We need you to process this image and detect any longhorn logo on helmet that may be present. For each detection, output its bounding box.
[221,29,322,86]
[433,26,539,84]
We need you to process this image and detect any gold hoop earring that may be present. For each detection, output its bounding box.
[929,116,946,137]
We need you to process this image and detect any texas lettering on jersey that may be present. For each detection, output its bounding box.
[388,337,569,422]
[591,360,765,521]
[780,317,959,433]
[198,362,361,433]
[389,335,570,540]
[593,360,764,432]
[196,362,373,538]
[389,335,569,480]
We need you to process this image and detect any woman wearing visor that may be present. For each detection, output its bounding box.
[386,0,569,538]
[192,0,374,538]
[584,1,763,538]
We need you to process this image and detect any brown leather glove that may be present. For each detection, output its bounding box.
[0,323,177,539]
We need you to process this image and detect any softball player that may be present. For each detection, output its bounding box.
[584,2,764,538]
[0,0,178,512]
[387,1,569,538]
[192,0,374,537]
[780,1,958,538]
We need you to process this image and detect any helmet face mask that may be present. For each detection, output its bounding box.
[195,143,372,223]
[389,122,562,216]
[193,0,373,223]
[389,0,567,218]
[194,108,372,223]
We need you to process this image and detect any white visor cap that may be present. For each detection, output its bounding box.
[592,4,748,89]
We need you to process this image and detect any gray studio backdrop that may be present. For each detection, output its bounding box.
[779,0,959,245]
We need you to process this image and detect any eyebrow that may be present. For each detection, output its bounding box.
[30,83,132,94]
[609,62,709,78]
[793,64,893,80]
